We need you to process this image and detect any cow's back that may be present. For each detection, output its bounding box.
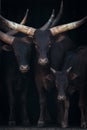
[63,46,87,92]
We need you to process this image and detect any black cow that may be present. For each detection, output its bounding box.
[0,9,31,73]
[1,50,32,126]
[32,17,87,127]
[33,20,87,127]
[51,46,87,128]
[0,6,87,127]
[0,36,34,126]
[1,36,34,126]
[0,10,36,126]
[0,8,57,126]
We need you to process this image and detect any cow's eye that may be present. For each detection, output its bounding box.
[14,54,20,62]
[35,44,38,48]
[56,83,59,88]
[56,81,59,87]
[35,44,39,49]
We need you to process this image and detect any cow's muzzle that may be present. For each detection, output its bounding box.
[19,65,29,73]
[38,58,48,65]
[57,95,66,101]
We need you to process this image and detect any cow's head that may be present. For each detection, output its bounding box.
[0,9,32,73]
[33,29,52,65]
[0,31,33,73]
[33,13,87,65]
[51,67,78,101]
[51,68,68,101]
[33,1,63,65]
[12,36,33,73]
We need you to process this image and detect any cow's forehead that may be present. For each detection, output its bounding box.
[56,71,67,81]
[34,30,51,41]
[12,37,32,55]
[13,37,31,46]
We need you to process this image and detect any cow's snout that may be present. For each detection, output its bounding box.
[19,65,29,73]
[38,58,48,65]
[57,95,66,101]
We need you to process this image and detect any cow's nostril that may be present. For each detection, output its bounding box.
[57,95,66,101]
[38,58,48,65]
[20,65,29,72]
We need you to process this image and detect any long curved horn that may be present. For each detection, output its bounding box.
[0,31,15,45]
[40,9,55,30]
[0,15,36,36]
[40,0,63,30]
[7,9,29,35]
[19,9,29,25]
[51,0,63,27]
[50,16,87,36]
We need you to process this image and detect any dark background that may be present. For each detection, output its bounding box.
[0,0,87,127]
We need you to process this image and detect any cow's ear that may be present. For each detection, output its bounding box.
[66,67,78,80]
[50,67,56,75]
[70,73,78,80]
[45,74,54,81]
[2,45,12,52]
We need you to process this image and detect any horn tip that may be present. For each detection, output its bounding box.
[26,9,29,13]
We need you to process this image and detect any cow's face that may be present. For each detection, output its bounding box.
[33,30,52,65]
[12,37,32,73]
[51,68,68,101]
[55,71,68,101]
[51,67,79,101]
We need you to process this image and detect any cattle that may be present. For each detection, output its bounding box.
[2,50,30,126]
[51,46,87,128]
[33,17,87,126]
[0,13,87,66]
[1,37,35,126]
[0,4,87,127]
[0,10,36,126]
[34,17,87,127]
[0,9,32,73]
[0,8,56,126]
